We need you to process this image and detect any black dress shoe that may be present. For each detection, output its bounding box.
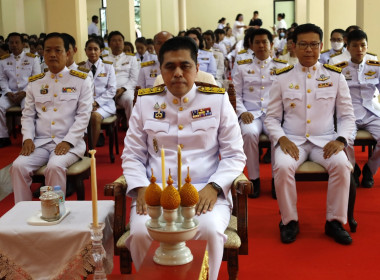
[271,178,277,199]
[325,220,352,245]
[0,137,11,148]
[96,133,105,147]
[361,163,374,188]
[279,220,299,244]
[262,148,271,164]
[248,178,260,198]
[353,163,361,187]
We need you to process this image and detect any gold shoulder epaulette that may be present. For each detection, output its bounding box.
[330,51,342,58]
[275,65,294,75]
[28,72,45,82]
[237,59,252,65]
[202,49,212,52]
[141,60,156,68]
[125,52,135,56]
[238,49,248,55]
[77,61,86,66]
[103,60,113,65]
[333,61,348,69]
[366,60,380,66]
[367,51,377,57]
[197,86,225,94]
[138,86,165,96]
[70,69,88,79]
[320,49,329,54]
[324,64,342,73]
[77,66,90,73]
[273,58,287,64]
[102,54,109,57]
[26,53,37,58]
[0,54,10,60]
[44,68,49,73]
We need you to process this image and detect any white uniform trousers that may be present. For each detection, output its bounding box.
[347,116,380,175]
[0,96,25,138]
[273,141,351,225]
[240,116,268,180]
[10,141,79,203]
[116,90,134,126]
[126,203,230,280]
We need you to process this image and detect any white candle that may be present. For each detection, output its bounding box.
[89,150,98,227]
[177,145,182,191]
[161,146,166,189]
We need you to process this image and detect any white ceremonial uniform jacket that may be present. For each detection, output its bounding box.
[233,56,287,118]
[265,62,356,148]
[339,59,380,119]
[22,67,93,157]
[0,51,41,93]
[105,52,138,93]
[198,49,217,77]
[85,59,117,114]
[319,48,345,64]
[210,48,225,81]
[137,57,160,89]
[121,84,246,208]
[230,49,254,77]
[329,50,378,65]
[135,51,154,65]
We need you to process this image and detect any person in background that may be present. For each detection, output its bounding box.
[217,17,226,29]
[279,32,298,65]
[88,15,100,36]
[146,38,155,55]
[0,43,9,57]
[177,30,186,37]
[265,23,355,245]
[273,28,287,56]
[319,29,346,64]
[249,11,262,29]
[135,37,152,64]
[123,41,134,54]
[214,29,228,57]
[203,30,225,86]
[232,14,247,41]
[29,41,38,56]
[273,13,287,34]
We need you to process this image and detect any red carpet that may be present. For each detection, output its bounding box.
[1,131,380,279]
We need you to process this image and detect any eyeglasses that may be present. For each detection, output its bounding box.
[297,42,320,50]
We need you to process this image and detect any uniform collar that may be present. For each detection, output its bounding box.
[49,67,69,80]
[253,56,272,65]
[12,51,24,60]
[68,62,78,70]
[110,52,124,59]
[348,59,365,69]
[296,61,320,73]
[167,84,197,106]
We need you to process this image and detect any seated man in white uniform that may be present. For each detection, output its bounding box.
[265,24,356,245]
[121,37,246,280]
[10,33,93,203]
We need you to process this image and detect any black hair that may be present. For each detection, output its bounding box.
[345,25,360,34]
[203,30,215,42]
[146,38,154,45]
[85,37,102,48]
[108,31,125,42]
[235,14,243,21]
[43,32,70,51]
[278,13,285,19]
[214,29,225,42]
[330,29,345,38]
[254,11,259,15]
[177,31,186,37]
[158,36,198,66]
[92,15,99,22]
[6,32,23,42]
[29,41,38,48]
[135,37,147,45]
[243,28,256,49]
[218,17,226,23]
[61,33,76,48]
[0,43,9,53]
[124,41,134,53]
[249,28,273,44]
[39,33,46,39]
[286,32,294,42]
[185,29,204,49]
[347,29,367,45]
[291,22,298,29]
[292,23,323,43]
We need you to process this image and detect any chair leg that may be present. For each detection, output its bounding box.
[120,248,133,274]
[108,125,115,163]
[227,249,239,280]
[348,173,357,233]
[12,115,17,139]
[75,176,85,201]
[115,122,119,155]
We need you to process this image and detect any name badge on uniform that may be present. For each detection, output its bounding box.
[22,62,30,66]
[154,110,165,119]
[98,73,107,77]
[317,82,333,88]
[316,74,330,81]
[122,62,129,66]
[201,58,209,60]
[247,70,255,74]
[40,84,49,94]
[364,71,376,76]
[191,107,212,119]
[62,87,76,93]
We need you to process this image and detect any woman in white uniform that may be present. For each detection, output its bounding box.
[84,37,117,147]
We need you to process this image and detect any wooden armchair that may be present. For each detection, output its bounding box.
[104,174,252,280]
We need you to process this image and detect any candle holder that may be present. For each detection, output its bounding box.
[147,205,162,228]
[89,222,107,280]
[181,205,196,229]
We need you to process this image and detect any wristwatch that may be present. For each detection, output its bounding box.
[210,182,222,196]
[336,136,348,147]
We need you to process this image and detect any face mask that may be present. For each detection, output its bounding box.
[280,32,285,38]
[23,48,30,53]
[331,42,344,51]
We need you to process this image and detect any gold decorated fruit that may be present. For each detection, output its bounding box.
[160,171,181,210]
[180,167,199,207]
[145,169,162,206]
